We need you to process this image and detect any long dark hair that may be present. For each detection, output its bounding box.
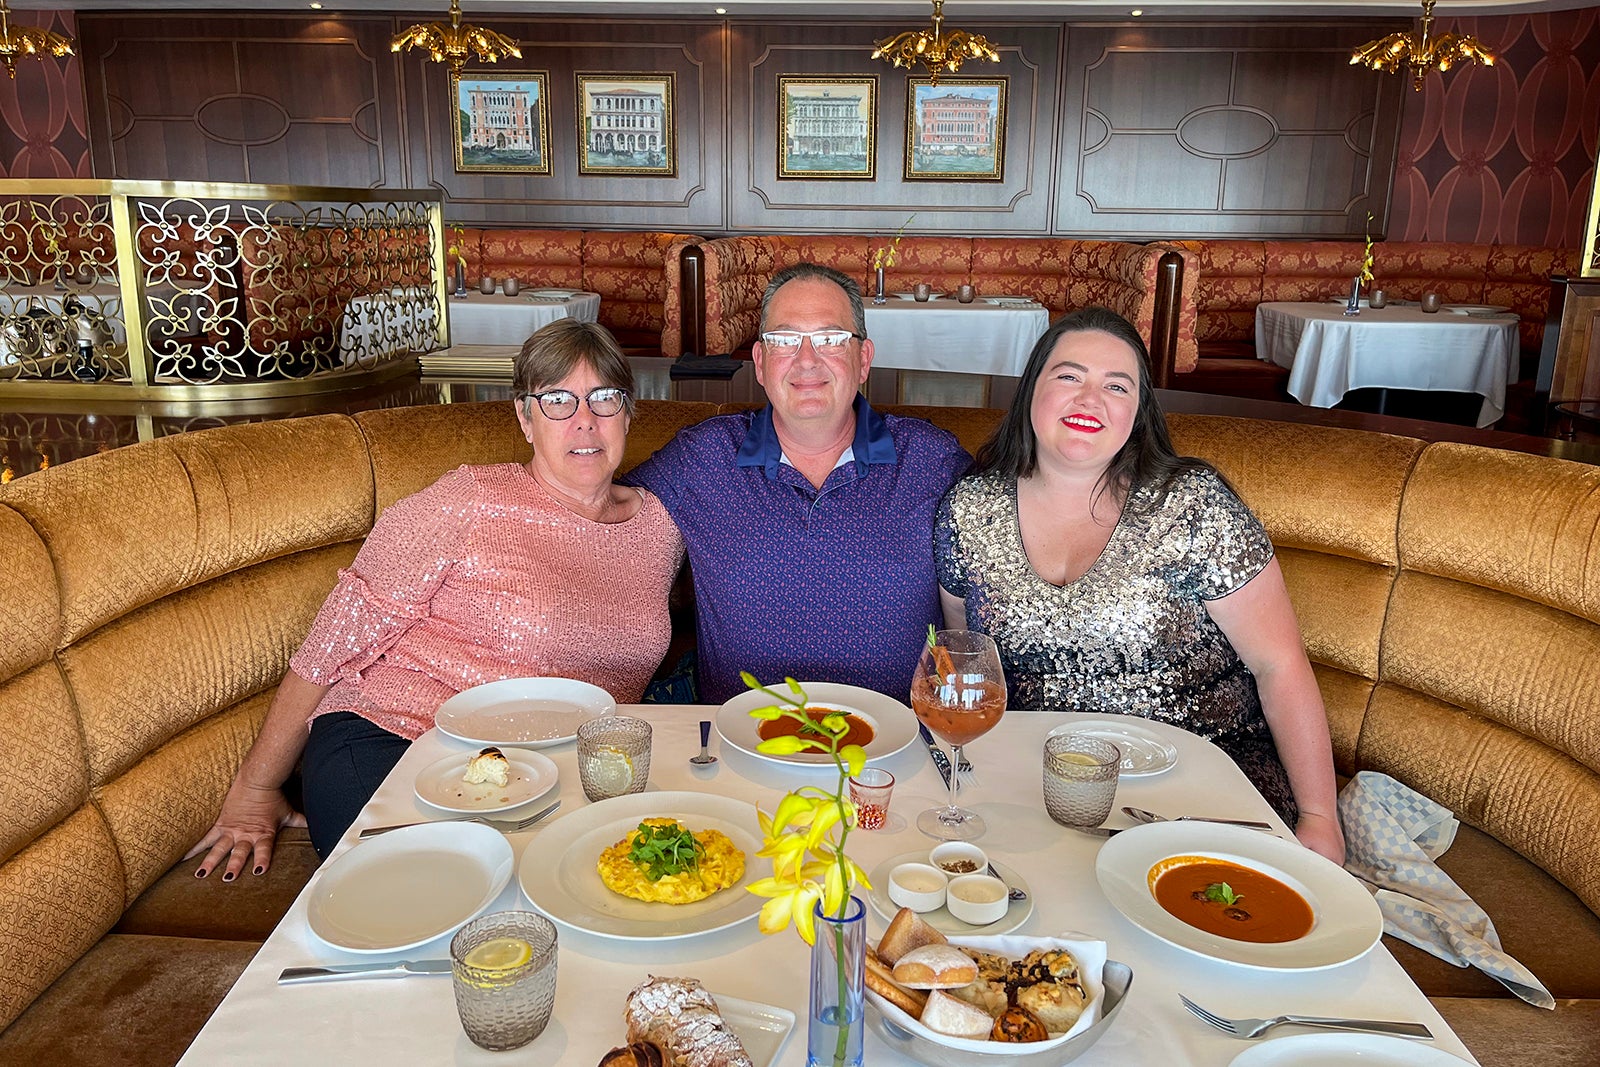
[971,306,1214,512]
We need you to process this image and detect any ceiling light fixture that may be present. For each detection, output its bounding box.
[1350,0,1494,92]
[871,0,1000,87]
[0,0,74,80]
[391,0,521,73]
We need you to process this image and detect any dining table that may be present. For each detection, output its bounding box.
[176,707,1476,1066]
[339,288,602,364]
[1254,301,1519,428]
[863,294,1049,377]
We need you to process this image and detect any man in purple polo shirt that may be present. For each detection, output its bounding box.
[625,263,970,704]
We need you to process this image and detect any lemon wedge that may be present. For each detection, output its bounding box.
[463,936,532,972]
[584,745,634,796]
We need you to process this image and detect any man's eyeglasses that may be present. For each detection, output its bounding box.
[759,329,863,356]
[521,386,629,420]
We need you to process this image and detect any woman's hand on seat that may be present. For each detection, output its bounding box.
[1295,809,1346,866]
[185,780,307,881]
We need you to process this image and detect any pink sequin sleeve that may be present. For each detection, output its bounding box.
[290,469,474,685]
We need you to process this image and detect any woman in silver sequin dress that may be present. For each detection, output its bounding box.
[934,307,1344,863]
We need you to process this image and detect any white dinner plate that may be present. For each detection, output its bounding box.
[1228,1033,1470,1066]
[525,288,579,299]
[715,682,918,769]
[1445,304,1510,316]
[866,851,1033,935]
[714,993,797,1067]
[984,297,1038,308]
[413,747,559,814]
[518,791,764,940]
[434,677,615,747]
[1047,717,1179,777]
[1095,822,1382,970]
[307,822,513,953]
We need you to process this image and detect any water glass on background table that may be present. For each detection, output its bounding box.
[577,716,651,801]
[450,911,558,1051]
[1043,733,1121,828]
[848,768,895,830]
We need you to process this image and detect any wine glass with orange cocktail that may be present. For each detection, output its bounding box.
[910,629,1007,840]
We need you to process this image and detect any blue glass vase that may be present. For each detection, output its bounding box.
[807,896,866,1067]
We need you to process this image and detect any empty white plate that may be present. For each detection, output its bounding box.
[413,747,559,814]
[525,288,578,299]
[1228,1033,1469,1066]
[435,677,615,747]
[307,822,513,953]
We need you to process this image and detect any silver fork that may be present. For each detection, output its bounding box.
[1179,995,1433,1040]
[358,799,561,839]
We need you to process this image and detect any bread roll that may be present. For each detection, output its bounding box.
[864,947,927,1018]
[918,989,994,1039]
[876,907,947,965]
[991,1006,1050,1043]
[891,945,979,990]
[1017,979,1087,1034]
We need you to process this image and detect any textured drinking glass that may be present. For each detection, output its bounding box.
[502,277,520,297]
[847,768,895,831]
[913,283,932,302]
[450,911,558,1051]
[1369,289,1387,309]
[1043,734,1121,828]
[576,716,651,801]
[956,284,976,303]
[1421,292,1442,313]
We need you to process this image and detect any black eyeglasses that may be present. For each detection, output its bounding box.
[521,386,629,420]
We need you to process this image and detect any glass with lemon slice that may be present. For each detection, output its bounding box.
[449,911,558,1050]
[576,716,652,801]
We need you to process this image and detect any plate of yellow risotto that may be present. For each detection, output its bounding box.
[518,791,765,941]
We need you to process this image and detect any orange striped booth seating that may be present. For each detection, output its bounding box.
[685,234,1194,375]
[1155,240,1579,400]
[456,228,701,358]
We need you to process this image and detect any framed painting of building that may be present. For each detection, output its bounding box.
[576,72,677,177]
[452,71,551,174]
[778,76,877,180]
[905,77,1006,181]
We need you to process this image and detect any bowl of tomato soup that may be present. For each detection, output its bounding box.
[1147,854,1314,943]
[755,703,877,750]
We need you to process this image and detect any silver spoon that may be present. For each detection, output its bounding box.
[1121,805,1273,830]
[986,861,1028,902]
[690,720,718,766]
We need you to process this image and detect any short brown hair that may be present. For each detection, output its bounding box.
[513,319,634,415]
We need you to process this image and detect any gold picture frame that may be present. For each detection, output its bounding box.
[451,71,552,175]
[905,77,1007,182]
[777,76,877,180]
[576,72,678,177]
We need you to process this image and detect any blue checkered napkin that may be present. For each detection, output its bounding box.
[1338,770,1554,1010]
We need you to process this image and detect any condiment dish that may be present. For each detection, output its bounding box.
[888,862,948,913]
[946,874,1010,925]
[930,841,987,877]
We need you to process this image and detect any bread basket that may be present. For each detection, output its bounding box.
[864,934,1132,1067]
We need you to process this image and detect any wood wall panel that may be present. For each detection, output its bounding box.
[79,16,404,188]
[1057,22,1408,238]
[399,19,726,230]
[725,19,1062,234]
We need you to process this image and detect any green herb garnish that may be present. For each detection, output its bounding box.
[1202,882,1243,907]
[628,821,703,882]
[927,623,938,649]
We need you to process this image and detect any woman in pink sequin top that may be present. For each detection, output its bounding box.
[189,320,684,871]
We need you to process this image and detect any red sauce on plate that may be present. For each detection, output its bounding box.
[1150,856,1314,943]
[757,705,875,750]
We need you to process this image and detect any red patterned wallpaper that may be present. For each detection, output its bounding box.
[1392,9,1599,247]
[0,9,89,178]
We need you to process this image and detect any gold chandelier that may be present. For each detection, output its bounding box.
[0,0,74,81]
[871,0,1000,86]
[391,0,521,73]
[1350,0,1495,92]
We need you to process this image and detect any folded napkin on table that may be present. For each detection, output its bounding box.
[1338,770,1554,1009]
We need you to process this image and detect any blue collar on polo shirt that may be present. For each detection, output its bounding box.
[736,395,898,478]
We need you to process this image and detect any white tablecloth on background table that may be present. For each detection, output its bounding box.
[178,710,1474,1067]
[864,296,1049,376]
[340,290,601,363]
[1255,301,1519,428]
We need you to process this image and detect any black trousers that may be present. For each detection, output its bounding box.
[302,711,411,859]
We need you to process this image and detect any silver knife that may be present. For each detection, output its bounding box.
[278,959,453,985]
[917,722,953,787]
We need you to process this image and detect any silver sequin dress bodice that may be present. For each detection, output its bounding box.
[935,467,1297,821]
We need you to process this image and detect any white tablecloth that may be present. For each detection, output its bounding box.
[340,290,601,363]
[864,296,1049,377]
[178,709,1474,1067]
[1255,301,1519,428]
